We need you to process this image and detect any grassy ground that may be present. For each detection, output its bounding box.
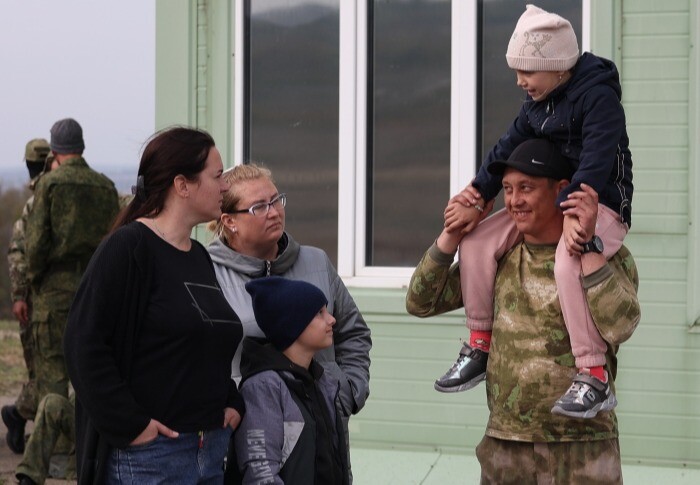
[0,320,26,397]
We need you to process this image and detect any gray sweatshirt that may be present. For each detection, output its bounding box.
[207,232,371,416]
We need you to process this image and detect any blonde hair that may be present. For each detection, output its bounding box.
[207,163,275,238]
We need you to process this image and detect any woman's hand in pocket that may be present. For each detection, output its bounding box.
[130,419,179,446]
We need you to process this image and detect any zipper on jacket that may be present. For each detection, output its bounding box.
[541,98,555,130]
[265,261,271,276]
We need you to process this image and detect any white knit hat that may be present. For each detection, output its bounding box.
[506,4,579,72]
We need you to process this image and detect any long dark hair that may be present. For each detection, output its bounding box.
[112,126,215,230]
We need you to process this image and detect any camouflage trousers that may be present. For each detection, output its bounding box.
[475,435,622,485]
[16,319,38,421]
[32,300,70,403]
[16,393,76,484]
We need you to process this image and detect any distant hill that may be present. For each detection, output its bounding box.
[0,165,136,195]
[0,167,26,189]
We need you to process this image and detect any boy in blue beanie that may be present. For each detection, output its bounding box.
[228,276,349,485]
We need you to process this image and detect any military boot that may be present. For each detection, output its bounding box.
[2,404,27,453]
[17,474,38,485]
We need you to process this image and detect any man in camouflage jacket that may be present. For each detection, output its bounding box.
[406,140,640,483]
[3,139,52,454]
[25,118,119,406]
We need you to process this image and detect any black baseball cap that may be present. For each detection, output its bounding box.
[487,139,575,181]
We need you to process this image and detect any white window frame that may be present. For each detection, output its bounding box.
[233,1,589,289]
[338,1,478,288]
[232,0,245,175]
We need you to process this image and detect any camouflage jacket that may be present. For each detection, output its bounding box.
[406,241,640,443]
[7,194,35,302]
[26,156,119,292]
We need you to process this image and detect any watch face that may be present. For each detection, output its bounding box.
[593,236,603,253]
[593,236,604,253]
[583,236,604,254]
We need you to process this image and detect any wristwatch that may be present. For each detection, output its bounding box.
[581,235,604,254]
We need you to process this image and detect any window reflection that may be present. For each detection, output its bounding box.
[246,0,340,264]
[368,0,451,266]
[243,1,582,270]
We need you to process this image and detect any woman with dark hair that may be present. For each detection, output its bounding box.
[64,127,244,484]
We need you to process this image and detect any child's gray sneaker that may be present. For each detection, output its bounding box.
[551,373,617,419]
[434,342,488,393]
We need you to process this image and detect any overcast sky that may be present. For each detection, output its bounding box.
[0,0,155,189]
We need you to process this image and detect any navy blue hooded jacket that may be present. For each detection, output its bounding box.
[472,52,633,226]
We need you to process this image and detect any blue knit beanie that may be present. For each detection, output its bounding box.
[245,276,328,351]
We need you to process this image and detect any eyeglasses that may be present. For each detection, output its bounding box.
[231,193,286,217]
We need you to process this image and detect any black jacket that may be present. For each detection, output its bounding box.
[473,52,634,226]
[65,222,245,484]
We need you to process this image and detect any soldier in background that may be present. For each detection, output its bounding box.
[25,118,120,410]
[2,139,52,455]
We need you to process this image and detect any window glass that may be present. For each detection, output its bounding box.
[368,0,451,266]
[243,1,581,272]
[246,0,340,263]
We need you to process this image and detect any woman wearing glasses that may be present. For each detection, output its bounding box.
[64,127,245,484]
[206,164,371,477]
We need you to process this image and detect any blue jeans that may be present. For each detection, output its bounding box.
[105,427,232,484]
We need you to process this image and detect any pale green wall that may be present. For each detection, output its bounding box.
[155,0,235,241]
[155,0,235,159]
[155,0,700,468]
[347,288,487,452]
[611,0,699,466]
[155,0,195,128]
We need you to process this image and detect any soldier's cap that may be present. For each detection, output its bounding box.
[487,139,575,181]
[25,138,51,163]
[50,118,85,154]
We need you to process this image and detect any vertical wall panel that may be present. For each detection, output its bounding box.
[619,5,695,466]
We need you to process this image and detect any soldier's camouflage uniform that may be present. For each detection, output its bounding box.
[26,156,119,403]
[406,242,640,484]
[8,177,41,420]
[16,393,76,484]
